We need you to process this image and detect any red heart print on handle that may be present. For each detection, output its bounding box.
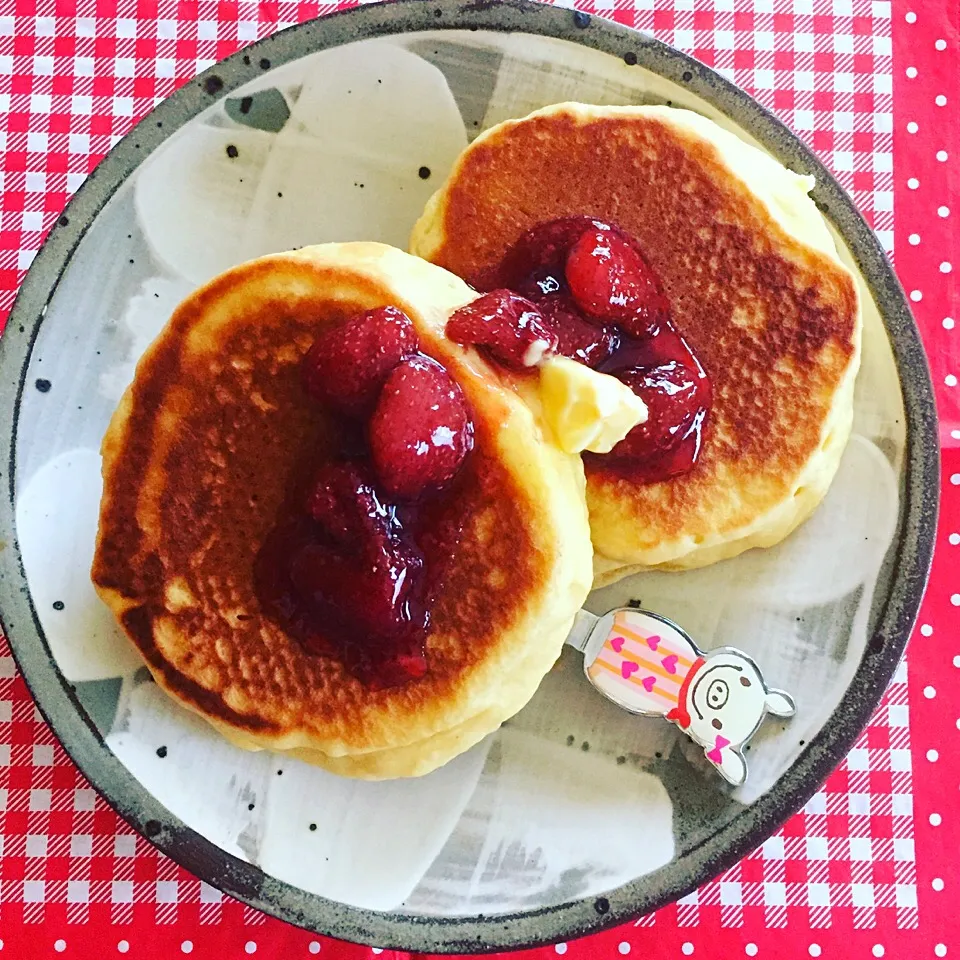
[580,606,796,787]
[621,660,639,679]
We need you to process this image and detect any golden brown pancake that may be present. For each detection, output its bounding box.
[92,242,592,778]
[411,104,861,574]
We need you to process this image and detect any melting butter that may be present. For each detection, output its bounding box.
[539,356,647,455]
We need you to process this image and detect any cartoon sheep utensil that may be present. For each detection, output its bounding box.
[567,607,796,786]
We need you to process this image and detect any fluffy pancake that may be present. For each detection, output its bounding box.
[92,242,592,778]
[410,104,861,574]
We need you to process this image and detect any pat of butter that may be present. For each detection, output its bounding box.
[539,355,648,454]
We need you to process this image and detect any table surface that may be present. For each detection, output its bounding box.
[0,1,957,957]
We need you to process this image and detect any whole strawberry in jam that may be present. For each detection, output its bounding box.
[537,293,619,369]
[565,228,671,338]
[447,289,559,370]
[492,217,671,355]
[301,305,419,416]
[369,354,474,500]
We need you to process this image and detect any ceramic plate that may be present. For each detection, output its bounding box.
[0,0,938,951]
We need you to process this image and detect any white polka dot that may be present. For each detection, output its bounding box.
[682,945,695,956]
[117,944,129,956]
[950,473,960,485]
[907,178,920,189]
[907,121,919,133]
[939,206,951,217]
[937,150,948,162]
[936,39,947,50]
[619,942,631,955]
[555,945,568,956]
[952,431,960,440]
[947,375,958,386]
[309,945,321,956]
[935,946,946,958]
[181,943,193,955]
[905,10,916,22]
[936,95,948,106]
[906,66,918,78]
[949,533,960,545]
[956,716,960,729]
[928,749,939,761]
[944,318,955,329]
[809,946,822,958]
[245,944,257,956]
[54,943,66,954]
[746,947,758,958]
[921,623,933,636]
[933,878,945,891]
[941,262,953,274]
[910,290,923,302]
[952,595,960,606]
[925,685,937,698]
[930,813,942,826]
[873,948,885,958]
[909,233,921,244]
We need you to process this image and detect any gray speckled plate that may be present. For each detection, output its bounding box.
[0,0,938,951]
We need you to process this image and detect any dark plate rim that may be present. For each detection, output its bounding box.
[0,0,939,951]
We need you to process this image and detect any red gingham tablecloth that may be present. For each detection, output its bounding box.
[0,1,957,958]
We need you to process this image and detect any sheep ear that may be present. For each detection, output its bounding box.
[765,689,796,718]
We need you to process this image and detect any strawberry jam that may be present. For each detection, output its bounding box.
[487,217,712,483]
[254,311,474,688]
[594,324,711,482]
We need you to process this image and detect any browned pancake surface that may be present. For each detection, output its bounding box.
[93,254,557,753]
[421,108,859,557]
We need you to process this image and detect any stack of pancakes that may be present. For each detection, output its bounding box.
[92,243,592,777]
[93,105,860,778]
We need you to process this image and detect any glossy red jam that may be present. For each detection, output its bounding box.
[254,312,474,688]
[594,325,711,482]
[491,217,712,483]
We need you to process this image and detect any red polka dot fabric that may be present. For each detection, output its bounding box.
[0,1,956,958]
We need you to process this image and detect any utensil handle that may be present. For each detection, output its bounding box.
[566,609,599,653]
